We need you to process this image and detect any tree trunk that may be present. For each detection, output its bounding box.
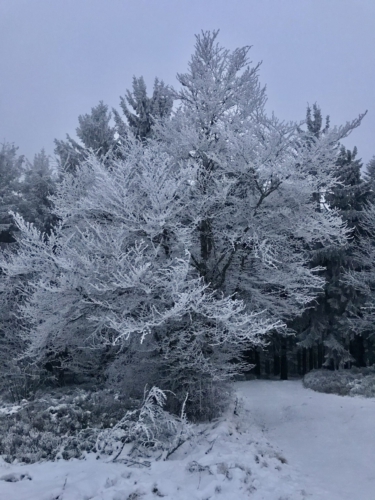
[302,348,307,375]
[265,358,271,377]
[317,344,324,368]
[199,219,213,281]
[280,338,288,380]
[297,350,302,376]
[274,354,280,377]
[254,349,261,377]
[314,346,319,369]
[350,335,366,367]
[309,347,314,372]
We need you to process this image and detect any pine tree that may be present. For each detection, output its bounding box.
[54,101,117,174]
[363,156,375,203]
[0,143,24,244]
[0,144,26,392]
[343,199,375,366]
[20,150,57,235]
[115,77,173,141]
[55,81,174,174]
[293,107,369,370]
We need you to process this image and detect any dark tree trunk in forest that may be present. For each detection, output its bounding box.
[274,354,280,377]
[309,347,314,371]
[328,359,335,370]
[197,218,214,283]
[280,338,288,380]
[297,350,302,376]
[265,358,271,377]
[314,347,318,369]
[350,335,366,367]
[302,348,307,375]
[254,349,261,377]
[318,344,324,368]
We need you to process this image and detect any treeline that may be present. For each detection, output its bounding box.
[245,113,375,378]
[1,31,374,418]
[247,108,375,379]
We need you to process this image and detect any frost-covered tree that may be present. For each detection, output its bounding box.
[155,31,359,327]
[363,156,375,205]
[0,150,57,386]
[1,138,276,415]
[364,156,375,183]
[1,31,366,412]
[292,105,369,371]
[0,143,24,244]
[0,144,26,392]
[344,202,375,365]
[20,150,58,235]
[154,32,365,379]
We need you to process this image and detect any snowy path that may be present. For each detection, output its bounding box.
[236,379,375,500]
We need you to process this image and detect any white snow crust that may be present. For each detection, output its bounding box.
[1,379,374,499]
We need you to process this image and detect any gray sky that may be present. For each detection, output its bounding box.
[1,0,374,166]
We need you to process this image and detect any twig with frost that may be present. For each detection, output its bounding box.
[164,392,193,460]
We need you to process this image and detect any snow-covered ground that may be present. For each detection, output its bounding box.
[237,380,375,500]
[1,380,374,499]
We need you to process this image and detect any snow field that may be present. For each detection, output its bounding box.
[1,379,374,499]
[236,379,375,500]
[0,386,312,500]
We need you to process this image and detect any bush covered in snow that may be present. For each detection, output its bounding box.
[0,385,193,465]
[96,386,193,463]
[0,386,136,463]
[303,368,375,397]
[0,363,52,404]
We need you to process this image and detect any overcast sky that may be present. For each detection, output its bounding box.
[1,0,374,166]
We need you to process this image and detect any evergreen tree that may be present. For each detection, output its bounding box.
[55,81,173,174]
[0,148,57,393]
[363,156,375,203]
[364,156,375,182]
[20,150,57,235]
[0,144,26,392]
[306,103,330,137]
[0,143,24,244]
[343,248,374,362]
[115,77,174,141]
[343,190,375,366]
[54,101,117,174]
[293,107,369,370]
